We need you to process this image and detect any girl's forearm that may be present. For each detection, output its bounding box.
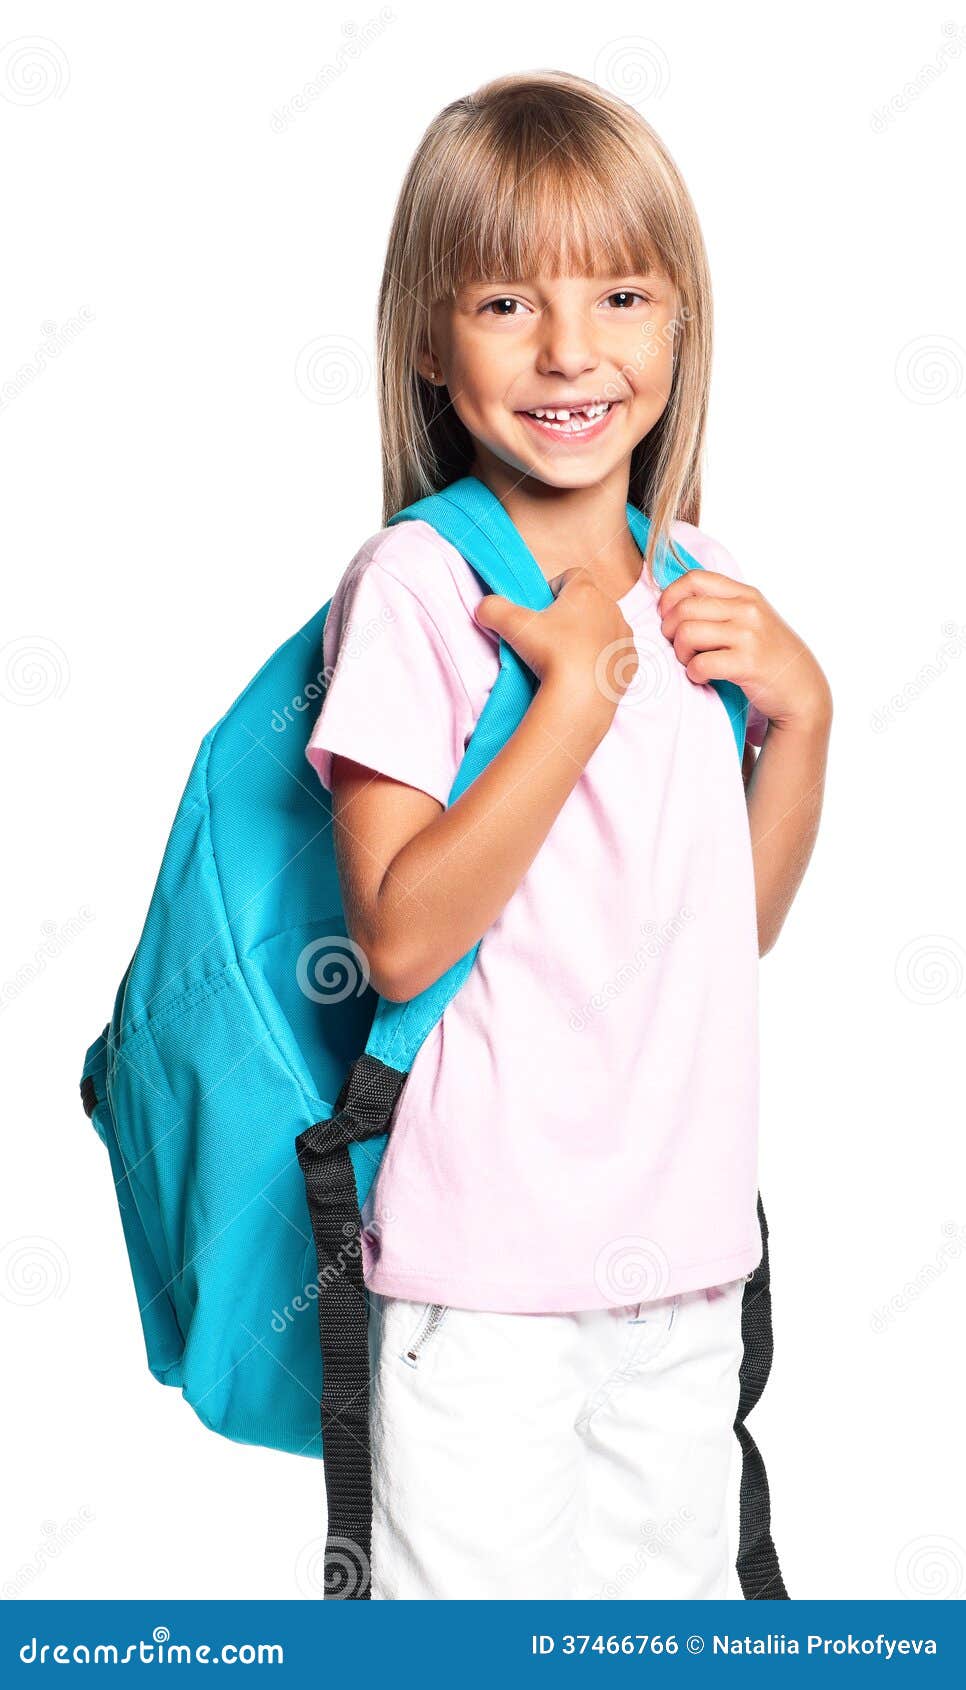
[372,676,616,1000]
[745,695,832,956]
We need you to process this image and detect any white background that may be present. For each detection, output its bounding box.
[2,0,964,1603]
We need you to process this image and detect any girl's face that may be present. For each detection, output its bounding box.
[419,269,679,494]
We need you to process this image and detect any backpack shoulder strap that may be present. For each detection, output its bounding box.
[388,475,554,609]
[367,477,549,1074]
[626,504,750,757]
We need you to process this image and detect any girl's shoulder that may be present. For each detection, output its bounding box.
[322,520,500,702]
[668,518,754,588]
[335,518,495,639]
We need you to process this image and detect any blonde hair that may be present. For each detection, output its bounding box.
[376,69,713,580]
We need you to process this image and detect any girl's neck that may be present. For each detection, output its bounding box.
[468,453,644,603]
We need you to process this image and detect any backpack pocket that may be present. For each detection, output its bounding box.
[80,1028,185,1384]
[103,964,331,1454]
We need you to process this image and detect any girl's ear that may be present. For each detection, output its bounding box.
[414,345,443,385]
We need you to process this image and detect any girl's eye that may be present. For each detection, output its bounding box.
[480,297,527,317]
[604,290,649,310]
[477,289,651,317]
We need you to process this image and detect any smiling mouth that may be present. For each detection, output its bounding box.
[517,400,614,434]
[516,399,620,446]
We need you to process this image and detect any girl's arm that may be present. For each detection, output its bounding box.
[659,569,833,958]
[743,703,832,956]
[329,568,635,1002]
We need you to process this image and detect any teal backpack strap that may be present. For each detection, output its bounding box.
[294,474,761,1601]
[364,476,554,1076]
[626,504,750,761]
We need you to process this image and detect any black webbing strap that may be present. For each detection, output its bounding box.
[295,1051,407,1600]
[299,1066,788,1600]
[735,1191,789,1599]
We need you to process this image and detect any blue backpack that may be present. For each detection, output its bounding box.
[79,473,786,1600]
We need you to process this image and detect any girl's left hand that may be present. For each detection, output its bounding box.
[657,571,831,730]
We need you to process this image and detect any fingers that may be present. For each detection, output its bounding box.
[683,647,742,686]
[668,616,740,669]
[660,588,737,632]
[474,592,539,643]
[658,569,749,610]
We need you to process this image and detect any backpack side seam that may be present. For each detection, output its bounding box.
[112,962,238,1054]
[204,713,331,1113]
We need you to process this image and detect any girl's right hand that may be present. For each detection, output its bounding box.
[474,568,639,714]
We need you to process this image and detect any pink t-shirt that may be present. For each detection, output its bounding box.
[306,515,769,1313]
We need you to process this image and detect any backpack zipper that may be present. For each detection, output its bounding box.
[400,1302,448,1368]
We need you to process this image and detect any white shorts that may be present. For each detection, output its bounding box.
[365,1277,748,1600]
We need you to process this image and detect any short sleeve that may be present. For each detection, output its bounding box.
[305,553,485,805]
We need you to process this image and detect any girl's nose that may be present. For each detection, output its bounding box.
[534,305,600,383]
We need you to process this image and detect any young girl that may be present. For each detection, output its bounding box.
[305,70,831,1600]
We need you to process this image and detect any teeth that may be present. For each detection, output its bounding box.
[526,401,611,432]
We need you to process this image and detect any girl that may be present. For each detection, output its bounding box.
[305,70,831,1600]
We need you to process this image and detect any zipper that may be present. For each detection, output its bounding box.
[400,1302,448,1368]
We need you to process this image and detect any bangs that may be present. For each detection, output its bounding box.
[425,120,670,300]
